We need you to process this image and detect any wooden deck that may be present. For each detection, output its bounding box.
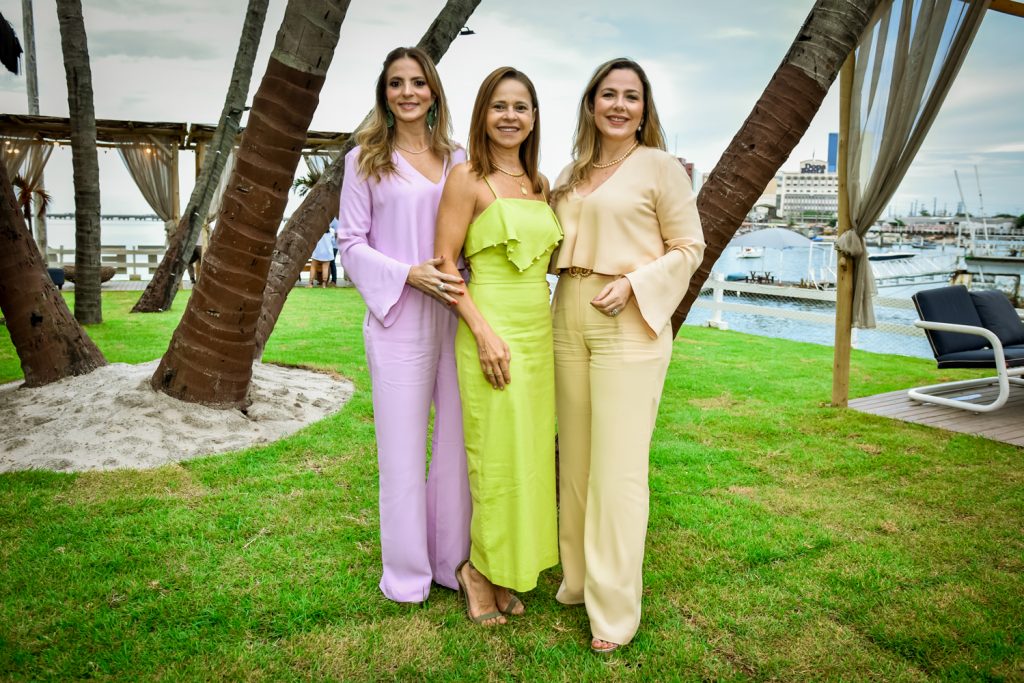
[849,381,1024,447]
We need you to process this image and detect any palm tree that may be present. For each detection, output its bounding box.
[132,0,269,314]
[290,165,322,197]
[11,173,51,233]
[55,0,102,325]
[253,0,482,359]
[0,161,106,387]
[151,0,351,408]
[671,0,884,333]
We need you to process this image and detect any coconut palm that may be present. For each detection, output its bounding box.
[11,173,51,231]
[0,161,106,387]
[151,0,350,408]
[290,165,322,197]
[671,0,885,333]
[55,0,102,325]
[132,0,269,314]
[253,0,483,359]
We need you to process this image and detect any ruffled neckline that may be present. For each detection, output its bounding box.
[464,198,563,272]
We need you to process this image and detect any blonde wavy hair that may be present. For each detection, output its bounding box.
[466,67,543,196]
[551,58,666,204]
[355,46,456,181]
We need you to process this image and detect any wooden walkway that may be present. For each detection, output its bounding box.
[849,382,1024,447]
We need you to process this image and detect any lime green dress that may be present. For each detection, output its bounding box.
[455,183,562,592]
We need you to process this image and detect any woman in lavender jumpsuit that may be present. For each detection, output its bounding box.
[337,47,471,603]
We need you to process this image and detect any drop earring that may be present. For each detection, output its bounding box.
[386,109,395,128]
[426,102,438,129]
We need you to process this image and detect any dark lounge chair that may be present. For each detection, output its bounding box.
[909,285,1024,413]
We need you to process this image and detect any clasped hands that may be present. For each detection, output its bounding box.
[408,256,464,305]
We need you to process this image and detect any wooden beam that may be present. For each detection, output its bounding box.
[0,113,188,146]
[989,0,1024,18]
[832,53,855,408]
[0,114,349,152]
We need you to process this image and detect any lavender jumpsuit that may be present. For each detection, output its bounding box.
[337,146,471,602]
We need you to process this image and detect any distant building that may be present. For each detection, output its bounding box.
[827,132,839,173]
[777,159,838,220]
[676,156,697,191]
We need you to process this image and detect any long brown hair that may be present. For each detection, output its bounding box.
[355,46,456,181]
[551,58,666,203]
[466,67,543,195]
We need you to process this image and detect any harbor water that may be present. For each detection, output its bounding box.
[43,219,950,359]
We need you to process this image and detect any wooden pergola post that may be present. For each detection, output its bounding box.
[831,52,855,408]
[171,145,180,222]
[194,141,205,180]
[194,141,209,252]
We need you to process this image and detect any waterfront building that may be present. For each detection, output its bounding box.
[677,156,698,191]
[777,159,838,221]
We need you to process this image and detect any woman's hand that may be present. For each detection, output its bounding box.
[407,256,465,305]
[591,277,633,318]
[475,328,511,390]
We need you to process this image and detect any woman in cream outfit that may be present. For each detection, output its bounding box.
[550,58,705,652]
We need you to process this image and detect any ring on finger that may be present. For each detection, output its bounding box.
[610,308,620,316]
[437,283,446,293]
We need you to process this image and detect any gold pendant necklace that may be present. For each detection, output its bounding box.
[493,163,529,196]
[593,141,640,169]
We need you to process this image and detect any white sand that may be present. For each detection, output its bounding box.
[0,361,353,472]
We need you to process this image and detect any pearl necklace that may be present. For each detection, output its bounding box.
[394,142,429,154]
[593,141,639,169]
[493,163,529,196]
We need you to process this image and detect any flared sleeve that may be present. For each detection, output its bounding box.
[623,154,705,337]
[336,149,411,324]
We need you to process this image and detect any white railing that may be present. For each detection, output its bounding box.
[814,253,960,286]
[47,245,167,279]
[693,277,933,357]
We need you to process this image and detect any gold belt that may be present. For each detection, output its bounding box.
[565,266,594,278]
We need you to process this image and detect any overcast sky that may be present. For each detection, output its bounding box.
[1,0,1022,218]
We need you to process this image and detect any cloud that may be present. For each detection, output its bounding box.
[0,76,24,94]
[711,27,758,39]
[90,30,219,61]
[85,0,234,15]
[982,142,1024,154]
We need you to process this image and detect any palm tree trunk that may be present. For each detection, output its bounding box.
[132,0,269,313]
[55,0,102,325]
[152,0,350,408]
[0,161,106,387]
[671,0,884,334]
[253,0,482,359]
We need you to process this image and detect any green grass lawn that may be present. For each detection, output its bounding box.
[1,290,1021,681]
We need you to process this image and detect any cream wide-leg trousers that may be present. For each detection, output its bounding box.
[552,273,672,646]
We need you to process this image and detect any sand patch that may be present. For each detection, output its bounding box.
[0,361,352,472]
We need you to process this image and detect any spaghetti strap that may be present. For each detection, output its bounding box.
[482,176,500,200]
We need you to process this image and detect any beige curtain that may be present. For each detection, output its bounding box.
[118,136,178,237]
[841,0,990,328]
[205,149,235,226]
[0,137,53,183]
[199,149,235,249]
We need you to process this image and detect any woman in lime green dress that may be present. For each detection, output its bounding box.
[434,67,561,626]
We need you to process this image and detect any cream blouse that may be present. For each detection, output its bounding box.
[552,146,706,337]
